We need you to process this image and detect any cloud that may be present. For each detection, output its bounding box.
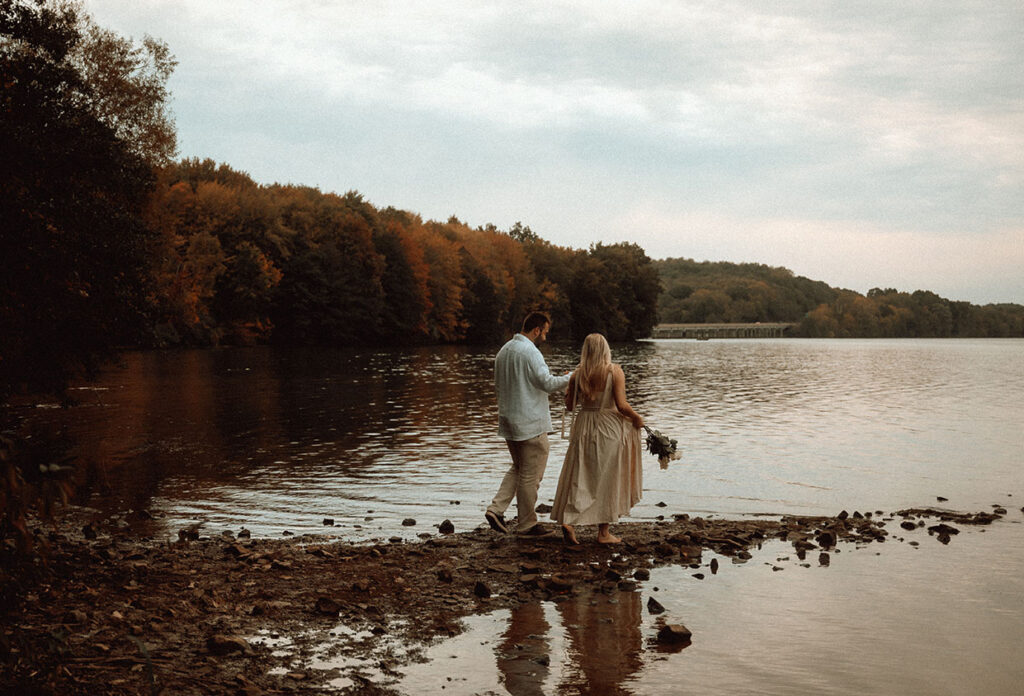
[83,0,1024,303]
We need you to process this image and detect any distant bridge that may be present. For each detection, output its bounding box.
[650,322,796,339]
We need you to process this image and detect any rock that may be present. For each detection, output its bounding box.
[900,521,917,531]
[818,552,830,567]
[657,624,692,643]
[993,507,1007,515]
[315,597,341,615]
[655,501,667,508]
[546,575,574,592]
[618,580,637,591]
[937,533,951,545]
[837,510,849,520]
[647,597,665,615]
[535,503,553,514]
[63,609,88,624]
[654,543,677,557]
[225,543,250,558]
[82,524,97,540]
[438,519,455,534]
[322,518,334,526]
[473,581,492,598]
[237,528,251,539]
[634,568,651,581]
[709,558,719,575]
[815,530,837,548]
[937,496,948,502]
[206,634,251,656]
[402,518,416,527]
[927,523,959,536]
[604,568,622,582]
[692,573,705,579]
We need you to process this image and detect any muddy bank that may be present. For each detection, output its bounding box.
[1,505,1009,695]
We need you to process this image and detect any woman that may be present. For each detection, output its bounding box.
[551,333,644,544]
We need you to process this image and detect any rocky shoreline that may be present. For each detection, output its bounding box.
[0,504,1011,695]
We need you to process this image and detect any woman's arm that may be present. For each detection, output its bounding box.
[564,371,577,411]
[611,364,644,430]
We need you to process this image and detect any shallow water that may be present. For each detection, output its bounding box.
[12,338,1024,694]
[397,520,1024,696]
[249,521,1024,695]
[28,339,1023,540]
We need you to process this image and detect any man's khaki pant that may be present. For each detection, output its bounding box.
[487,433,550,532]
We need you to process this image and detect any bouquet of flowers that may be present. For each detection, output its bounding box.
[643,425,681,466]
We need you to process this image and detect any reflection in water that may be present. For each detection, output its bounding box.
[555,590,645,695]
[497,602,551,696]
[398,586,676,696]
[7,340,1023,541]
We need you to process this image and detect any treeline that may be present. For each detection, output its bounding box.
[147,159,661,347]
[656,258,1024,337]
[656,258,837,324]
[798,288,1024,338]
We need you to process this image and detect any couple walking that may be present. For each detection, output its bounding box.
[485,312,644,545]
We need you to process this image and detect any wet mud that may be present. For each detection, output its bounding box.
[1,505,1008,695]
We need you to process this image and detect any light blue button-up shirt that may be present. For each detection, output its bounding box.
[495,333,571,441]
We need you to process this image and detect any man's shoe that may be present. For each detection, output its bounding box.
[485,511,508,534]
[518,524,556,538]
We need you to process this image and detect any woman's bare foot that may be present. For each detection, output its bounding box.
[597,533,621,544]
[561,525,580,545]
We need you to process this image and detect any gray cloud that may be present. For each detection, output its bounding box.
[86,0,1024,303]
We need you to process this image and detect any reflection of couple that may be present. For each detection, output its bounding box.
[495,589,645,695]
[485,312,644,544]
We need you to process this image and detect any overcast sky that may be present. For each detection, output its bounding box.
[86,0,1024,304]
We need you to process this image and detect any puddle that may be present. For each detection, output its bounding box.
[395,586,689,695]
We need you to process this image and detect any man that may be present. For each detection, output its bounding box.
[486,311,571,536]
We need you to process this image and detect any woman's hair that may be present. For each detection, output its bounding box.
[576,333,612,401]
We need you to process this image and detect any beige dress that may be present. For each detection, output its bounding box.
[551,369,642,526]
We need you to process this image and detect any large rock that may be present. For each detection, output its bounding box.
[657,624,692,643]
[647,597,665,615]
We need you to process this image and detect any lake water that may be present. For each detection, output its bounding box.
[15,338,1024,695]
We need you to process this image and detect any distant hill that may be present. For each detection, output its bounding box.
[654,257,1024,338]
[654,258,837,324]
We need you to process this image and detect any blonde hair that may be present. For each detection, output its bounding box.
[576,333,612,401]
